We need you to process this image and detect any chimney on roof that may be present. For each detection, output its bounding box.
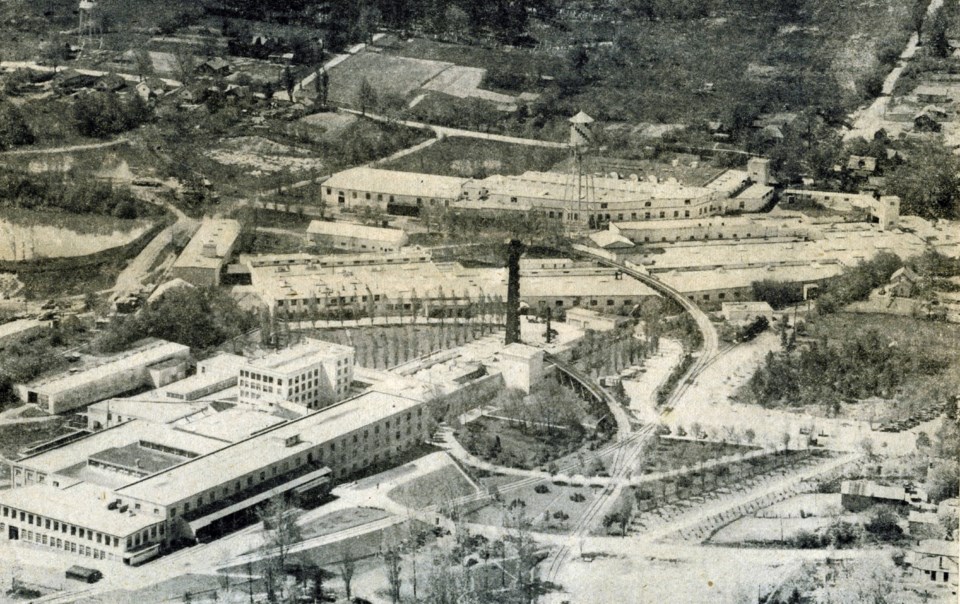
[201,242,218,258]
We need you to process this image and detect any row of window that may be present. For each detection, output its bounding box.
[3,525,112,560]
[2,507,122,548]
[535,298,630,308]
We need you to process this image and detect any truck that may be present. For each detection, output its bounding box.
[65,565,103,583]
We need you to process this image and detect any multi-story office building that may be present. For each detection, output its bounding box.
[238,339,354,411]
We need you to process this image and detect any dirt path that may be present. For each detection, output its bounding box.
[0,137,130,156]
[341,108,569,149]
[843,0,943,140]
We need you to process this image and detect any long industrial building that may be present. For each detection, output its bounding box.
[320,158,773,229]
[171,218,241,286]
[1,390,429,565]
[18,339,191,414]
[247,256,659,319]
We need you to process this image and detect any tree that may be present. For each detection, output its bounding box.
[337,544,357,600]
[886,142,960,219]
[929,7,951,58]
[358,77,377,116]
[41,34,72,72]
[0,103,34,150]
[865,506,903,542]
[912,0,929,41]
[926,459,960,503]
[384,546,402,604]
[445,5,470,41]
[258,496,302,590]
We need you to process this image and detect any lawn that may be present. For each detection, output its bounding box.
[300,507,392,540]
[378,137,568,178]
[388,464,478,509]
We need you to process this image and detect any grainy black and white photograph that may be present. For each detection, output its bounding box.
[0,0,958,602]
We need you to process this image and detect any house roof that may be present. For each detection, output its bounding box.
[891,266,919,282]
[589,230,634,249]
[570,111,595,124]
[847,155,878,172]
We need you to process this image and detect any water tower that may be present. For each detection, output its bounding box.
[565,111,596,230]
[78,0,100,51]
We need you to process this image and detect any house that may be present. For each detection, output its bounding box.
[197,58,231,77]
[840,480,928,512]
[170,219,241,286]
[846,155,878,177]
[95,73,127,92]
[588,230,634,250]
[889,266,921,298]
[915,84,954,104]
[135,78,166,101]
[907,539,958,591]
[565,307,630,332]
[721,301,774,323]
[54,69,99,92]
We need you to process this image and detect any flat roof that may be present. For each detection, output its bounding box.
[16,420,225,477]
[89,442,190,474]
[26,339,190,397]
[116,391,424,506]
[88,398,203,424]
[252,262,658,303]
[307,220,408,244]
[0,483,162,536]
[476,170,722,203]
[323,167,468,200]
[736,183,775,199]
[173,408,287,442]
[657,263,843,293]
[634,227,928,271]
[246,338,353,375]
[172,218,241,271]
[613,214,801,232]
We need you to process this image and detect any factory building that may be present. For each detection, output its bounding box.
[171,219,241,286]
[18,339,191,414]
[238,339,355,411]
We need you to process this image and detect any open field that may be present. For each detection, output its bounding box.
[379,137,567,178]
[327,53,451,108]
[466,478,601,534]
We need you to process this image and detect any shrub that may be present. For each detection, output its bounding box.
[865,506,904,542]
[534,484,550,494]
[791,530,821,549]
[570,492,586,502]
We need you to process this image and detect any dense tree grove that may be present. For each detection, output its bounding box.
[886,142,960,219]
[72,91,153,139]
[0,102,35,150]
[815,252,902,315]
[0,168,158,219]
[97,287,256,353]
[742,329,947,413]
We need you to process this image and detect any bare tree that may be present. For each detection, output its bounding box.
[337,544,358,600]
[258,495,302,600]
[384,546,402,604]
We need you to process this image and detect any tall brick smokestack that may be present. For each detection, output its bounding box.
[505,238,525,345]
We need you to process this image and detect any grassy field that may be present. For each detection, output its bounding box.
[300,507,392,540]
[388,464,478,509]
[466,479,599,533]
[378,137,567,178]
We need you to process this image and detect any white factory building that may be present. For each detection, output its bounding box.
[238,339,355,411]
